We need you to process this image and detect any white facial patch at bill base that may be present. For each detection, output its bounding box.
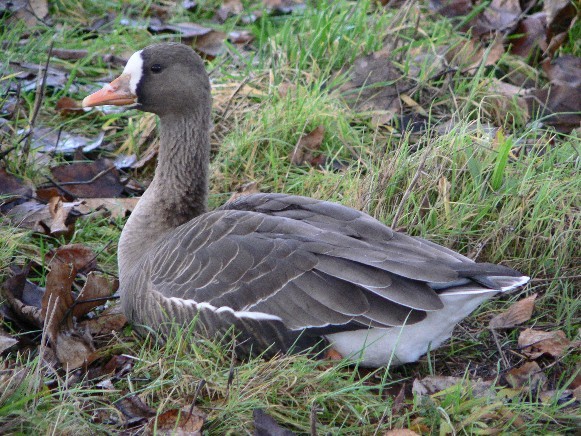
[123,50,144,94]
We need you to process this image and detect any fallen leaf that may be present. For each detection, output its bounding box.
[77,197,139,219]
[8,61,68,92]
[446,38,505,73]
[73,272,116,318]
[6,198,80,235]
[385,430,419,436]
[544,0,577,56]
[337,49,405,126]
[56,97,85,116]
[47,196,72,235]
[2,0,49,27]
[290,125,325,165]
[429,0,472,18]
[217,0,243,22]
[263,0,305,15]
[46,243,97,274]
[18,127,104,154]
[543,55,581,87]
[506,361,547,390]
[145,407,206,435]
[489,293,537,329]
[50,158,124,198]
[0,168,33,213]
[193,31,227,59]
[81,304,127,336]
[54,329,95,370]
[41,261,76,341]
[253,408,295,436]
[148,21,213,39]
[228,30,254,44]
[474,0,522,36]
[115,394,156,427]
[510,12,548,59]
[0,331,18,353]
[0,265,44,329]
[518,328,572,359]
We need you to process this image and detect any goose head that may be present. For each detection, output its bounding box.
[83,43,211,118]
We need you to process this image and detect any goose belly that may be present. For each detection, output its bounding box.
[325,291,498,367]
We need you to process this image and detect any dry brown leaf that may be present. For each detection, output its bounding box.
[489,293,537,329]
[0,265,44,328]
[52,48,89,60]
[386,430,419,436]
[518,328,572,359]
[290,125,325,165]
[6,199,80,236]
[54,330,95,370]
[115,394,156,427]
[81,304,127,336]
[193,31,227,59]
[0,168,34,214]
[263,0,305,15]
[73,272,116,318]
[337,49,405,126]
[506,361,547,390]
[77,197,139,219]
[228,30,254,44]
[47,243,97,274]
[146,407,206,435]
[510,12,548,58]
[41,262,76,341]
[50,158,124,198]
[446,38,505,73]
[47,196,72,235]
[217,0,243,22]
[0,330,18,353]
[55,97,85,117]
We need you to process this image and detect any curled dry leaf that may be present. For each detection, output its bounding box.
[55,97,85,116]
[114,394,156,427]
[51,48,89,60]
[506,361,548,390]
[145,406,206,435]
[518,328,572,359]
[0,265,44,328]
[489,293,537,329]
[289,125,325,166]
[73,272,116,318]
[41,261,76,341]
[47,243,97,274]
[6,198,78,236]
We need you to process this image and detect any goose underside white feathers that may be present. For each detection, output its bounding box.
[122,193,527,363]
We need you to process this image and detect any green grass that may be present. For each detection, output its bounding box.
[1,0,579,433]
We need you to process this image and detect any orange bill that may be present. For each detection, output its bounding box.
[82,74,136,108]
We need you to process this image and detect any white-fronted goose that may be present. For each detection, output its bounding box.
[83,43,529,367]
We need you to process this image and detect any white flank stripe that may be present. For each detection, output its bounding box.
[168,297,282,322]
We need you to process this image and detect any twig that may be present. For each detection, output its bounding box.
[490,328,510,370]
[187,379,206,419]
[391,147,430,229]
[21,40,54,165]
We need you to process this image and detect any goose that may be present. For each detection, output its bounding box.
[82,43,529,367]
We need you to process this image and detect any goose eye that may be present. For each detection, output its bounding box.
[150,64,163,73]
